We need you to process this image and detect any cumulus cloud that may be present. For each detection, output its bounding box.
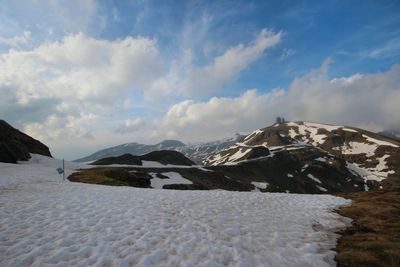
[0,31,31,47]
[0,27,282,159]
[0,33,160,124]
[0,33,162,158]
[146,29,282,100]
[156,63,400,142]
[116,118,146,133]
[157,89,284,141]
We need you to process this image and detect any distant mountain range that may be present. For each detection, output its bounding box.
[71,121,400,194]
[378,130,400,141]
[2,118,399,194]
[74,135,242,163]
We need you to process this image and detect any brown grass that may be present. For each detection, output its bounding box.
[335,177,400,267]
[68,168,151,188]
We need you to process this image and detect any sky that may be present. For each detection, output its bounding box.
[0,0,399,160]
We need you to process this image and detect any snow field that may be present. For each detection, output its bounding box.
[0,156,351,267]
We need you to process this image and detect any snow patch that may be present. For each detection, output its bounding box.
[342,128,357,133]
[251,182,269,190]
[301,164,309,172]
[308,174,322,184]
[316,185,328,192]
[149,172,193,189]
[244,129,263,142]
[334,142,377,157]
[362,134,399,148]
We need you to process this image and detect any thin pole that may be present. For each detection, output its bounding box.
[63,159,65,181]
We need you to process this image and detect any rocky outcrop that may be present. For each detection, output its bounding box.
[0,120,52,163]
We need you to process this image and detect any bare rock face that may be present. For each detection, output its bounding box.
[0,120,52,163]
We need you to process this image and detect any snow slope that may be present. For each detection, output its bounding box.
[0,155,351,267]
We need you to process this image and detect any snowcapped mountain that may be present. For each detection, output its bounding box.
[204,121,400,186]
[182,134,242,162]
[74,136,242,163]
[74,140,186,162]
[71,121,400,193]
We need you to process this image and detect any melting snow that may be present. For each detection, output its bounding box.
[251,182,269,190]
[308,174,322,184]
[301,164,309,172]
[150,172,193,189]
[334,142,377,157]
[362,135,399,148]
[342,128,357,133]
[0,155,352,267]
[346,162,385,182]
[316,185,328,192]
[243,129,263,142]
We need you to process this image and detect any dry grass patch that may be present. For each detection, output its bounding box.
[68,168,151,188]
[335,181,400,267]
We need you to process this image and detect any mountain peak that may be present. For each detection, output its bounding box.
[157,140,186,147]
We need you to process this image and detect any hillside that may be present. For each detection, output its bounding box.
[74,140,186,163]
[91,150,195,166]
[203,122,400,191]
[0,120,52,163]
[69,121,400,194]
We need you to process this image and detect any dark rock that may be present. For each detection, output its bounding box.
[245,146,270,160]
[140,150,195,166]
[0,120,52,163]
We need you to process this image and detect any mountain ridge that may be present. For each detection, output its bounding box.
[74,136,242,163]
[205,121,400,185]
[0,120,52,163]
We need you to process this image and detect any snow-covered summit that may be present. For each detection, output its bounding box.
[204,121,400,185]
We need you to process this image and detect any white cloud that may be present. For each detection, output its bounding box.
[0,28,283,159]
[279,48,296,61]
[156,89,285,142]
[0,33,162,157]
[156,63,400,142]
[366,38,400,58]
[0,33,160,114]
[0,31,31,47]
[116,118,146,133]
[0,0,104,42]
[146,29,282,100]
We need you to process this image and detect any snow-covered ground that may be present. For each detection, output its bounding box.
[0,155,351,267]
